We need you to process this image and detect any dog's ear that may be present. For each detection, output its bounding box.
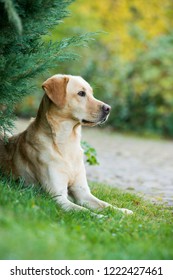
[42,76,69,108]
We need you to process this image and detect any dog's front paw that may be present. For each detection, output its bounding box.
[119,208,133,215]
[91,212,107,219]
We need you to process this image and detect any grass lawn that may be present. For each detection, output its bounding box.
[0,175,173,260]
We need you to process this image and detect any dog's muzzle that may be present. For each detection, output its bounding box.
[81,104,111,125]
[100,104,111,123]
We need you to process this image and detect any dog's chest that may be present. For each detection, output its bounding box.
[35,125,84,185]
[58,141,83,171]
[41,134,83,169]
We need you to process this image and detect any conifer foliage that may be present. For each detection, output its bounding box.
[0,0,86,134]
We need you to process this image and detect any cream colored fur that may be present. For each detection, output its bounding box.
[0,74,133,215]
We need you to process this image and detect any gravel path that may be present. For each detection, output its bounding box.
[84,128,173,206]
[14,120,173,206]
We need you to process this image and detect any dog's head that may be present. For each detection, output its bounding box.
[42,74,111,126]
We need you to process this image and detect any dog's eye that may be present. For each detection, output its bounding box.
[78,91,86,97]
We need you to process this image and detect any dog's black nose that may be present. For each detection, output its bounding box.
[102,104,111,115]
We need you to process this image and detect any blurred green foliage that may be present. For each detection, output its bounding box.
[16,0,173,137]
[76,33,173,137]
[108,33,173,136]
[82,141,99,166]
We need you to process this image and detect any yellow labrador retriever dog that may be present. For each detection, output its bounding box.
[0,74,132,215]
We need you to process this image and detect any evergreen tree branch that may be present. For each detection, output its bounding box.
[1,0,22,34]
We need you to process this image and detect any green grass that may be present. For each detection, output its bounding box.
[0,175,173,260]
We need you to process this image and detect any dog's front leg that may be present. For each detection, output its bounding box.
[71,173,133,215]
[42,168,88,212]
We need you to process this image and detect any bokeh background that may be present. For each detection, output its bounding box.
[16,0,173,138]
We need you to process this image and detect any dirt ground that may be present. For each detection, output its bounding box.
[14,119,173,206]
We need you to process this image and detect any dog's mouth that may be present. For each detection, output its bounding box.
[82,119,96,124]
[100,117,107,124]
[81,116,108,126]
